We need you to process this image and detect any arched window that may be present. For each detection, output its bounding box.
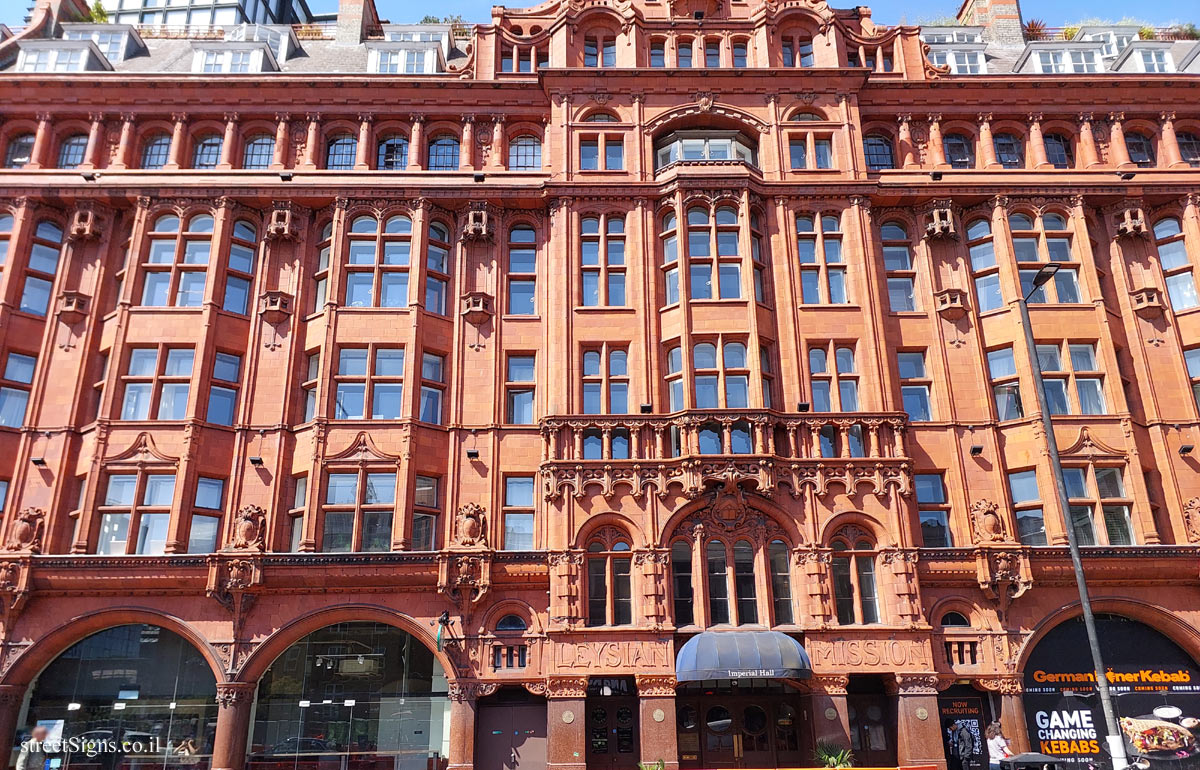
[882,221,915,312]
[863,134,895,171]
[377,135,409,170]
[706,540,731,624]
[581,344,628,418]
[428,135,460,170]
[255,623,448,763]
[57,134,88,168]
[25,625,218,767]
[141,212,212,308]
[18,220,64,316]
[943,133,974,168]
[508,135,542,170]
[508,225,536,315]
[661,211,680,305]
[1178,132,1200,167]
[242,134,275,169]
[691,339,750,410]
[584,33,616,67]
[940,611,971,627]
[587,536,633,626]
[222,219,257,315]
[1154,217,1198,310]
[344,214,412,309]
[583,111,619,122]
[732,39,748,68]
[0,212,13,265]
[4,134,35,168]
[671,541,694,625]
[496,614,528,632]
[192,134,223,169]
[1044,133,1073,169]
[140,133,171,169]
[4,134,33,167]
[677,37,694,68]
[1125,132,1156,168]
[993,132,1023,168]
[326,133,357,170]
[966,218,1001,311]
[732,540,758,623]
[425,222,451,314]
[665,343,683,411]
[781,33,814,67]
[831,535,879,625]
[312,221,333,315]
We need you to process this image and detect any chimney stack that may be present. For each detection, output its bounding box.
[335,0,380,45]
[956,0,1025,45]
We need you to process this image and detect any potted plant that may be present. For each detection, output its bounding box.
[638,761,665,770]
[1023,19,1049,41]
[814,741,856,768]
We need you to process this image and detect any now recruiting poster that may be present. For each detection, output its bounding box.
[1023,616,1200,768]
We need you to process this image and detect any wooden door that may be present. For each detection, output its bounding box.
[586,696,639,770]
[847,695,897,767]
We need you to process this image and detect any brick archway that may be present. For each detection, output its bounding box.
[1,606,228,687]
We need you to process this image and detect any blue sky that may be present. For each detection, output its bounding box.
[2,0,1183,35]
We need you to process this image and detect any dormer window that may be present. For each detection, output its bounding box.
[18,45,98,73]
[192,46,272,74]
[1141,49,1171,73]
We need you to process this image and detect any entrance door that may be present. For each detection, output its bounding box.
[847,695,897,767]
[586,696,639,770]
[680,695,808,769]
[477,702,548,770]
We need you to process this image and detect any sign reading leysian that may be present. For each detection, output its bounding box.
[1023,616,1200,767]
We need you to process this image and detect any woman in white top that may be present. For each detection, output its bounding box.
[986,722,1013,770]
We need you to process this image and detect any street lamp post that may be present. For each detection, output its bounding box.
[1016,263,1128,770]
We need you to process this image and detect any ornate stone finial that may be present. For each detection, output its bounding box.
[3,509,45,554]
[225,505,266,551]
[453,503,488,548]
[970,499,1007,543]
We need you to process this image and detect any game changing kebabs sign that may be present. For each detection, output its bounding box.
[1023,616,1200,768]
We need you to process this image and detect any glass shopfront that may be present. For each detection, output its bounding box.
[248,622,449,770]
[18,624,218,770]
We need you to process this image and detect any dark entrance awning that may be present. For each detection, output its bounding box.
[675,630,812,682]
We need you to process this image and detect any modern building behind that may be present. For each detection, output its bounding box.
[0,0,1199,768]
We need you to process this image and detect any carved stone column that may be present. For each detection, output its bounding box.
[978,114,999,169]
[1161,112,1186,168]
[891,674,949,768]
[460,115,475,170]
[490,115,506,169]
[546,676,588,770]
[28,112,52,169]
[636,674,679,770]
[809,674,851,747]
[210,682,256,770]
[928,114,947,169]
[1108,113,1134,168]
[409,115,426,170]
[166,112,187,170]
[1028,114,1050,169]
[447,684,478,770]
[355,114,373,170]
[980,677,1028,754]
[217,113,238,170]
[302,114,320,169]
[81,113,105,170]
[1077,114,1101,168]
[112,113,136,169]
[271,113,289,169]
[897,114,916,168]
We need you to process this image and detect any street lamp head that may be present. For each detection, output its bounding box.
[1032,263,1060,289]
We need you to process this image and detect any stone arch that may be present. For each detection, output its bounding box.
[646,102,770,137]
[1,606,228,687]
[1014,597,1200,673]
[237,602,457,684]
[575,510,644,550]
[658,480,803,548]
[818,509,889,547]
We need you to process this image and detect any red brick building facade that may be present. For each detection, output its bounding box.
[1,0,1200,768]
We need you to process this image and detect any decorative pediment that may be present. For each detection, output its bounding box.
[645,102,770,136]
[1058,426,1125,459]
[105,432,180,466]
[325,430,405,463]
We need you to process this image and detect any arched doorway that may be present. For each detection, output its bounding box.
[247,622,449,770]
[1022,614,1200,768]
[18,623,218,769]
